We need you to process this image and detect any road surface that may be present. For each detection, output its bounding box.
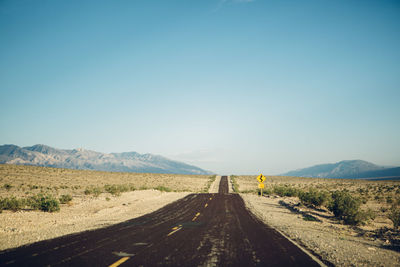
[0,176,320,266]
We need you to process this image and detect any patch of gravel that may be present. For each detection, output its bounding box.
[241,193,400,267]
[208,175,221,193]
[0,190,189,251]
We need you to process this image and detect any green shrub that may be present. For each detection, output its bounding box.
[389,205,400,229]
[84,187,102,197]
[29,194,60,212]
[59,194,73,204]
[299,188,331,208]
[328,191,373,225]
[104,184,130,196]
[273,185,298,197]
[0,197,26,211]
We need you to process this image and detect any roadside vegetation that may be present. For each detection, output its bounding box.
[0,164,212,213]
[230,175,240,193]
[202,175,217,193]
[0,193,61,213]
[235,175,400,229]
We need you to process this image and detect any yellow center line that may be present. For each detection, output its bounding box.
[209,197,212,200]
[192,212,201,221]
[109,256,130,267]
[204,203,208,208]
[167,225,182,236]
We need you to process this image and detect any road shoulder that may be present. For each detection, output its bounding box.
[241,193,400,267]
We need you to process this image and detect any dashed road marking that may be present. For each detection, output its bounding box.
[167,225,182,236]
[108,256,130,267]
[204,203,208,208]
[192,212,201,221]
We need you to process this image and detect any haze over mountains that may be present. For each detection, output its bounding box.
[281,160,400,179]
[0,144,213,175]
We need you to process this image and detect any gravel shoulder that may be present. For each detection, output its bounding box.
[241,193,400,267]
[208,175,221,193]
[0,190,189,251]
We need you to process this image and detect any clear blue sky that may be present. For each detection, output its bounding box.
[1,0,399,175]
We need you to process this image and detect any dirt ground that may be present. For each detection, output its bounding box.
[0,164,211,198]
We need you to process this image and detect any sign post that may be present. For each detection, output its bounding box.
[257,174,266,196]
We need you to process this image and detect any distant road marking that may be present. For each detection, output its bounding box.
[204,203,208,208]
[108,257,130,267]
[209,197,213,200]
[192,212,201,221]
[167,225,182,236]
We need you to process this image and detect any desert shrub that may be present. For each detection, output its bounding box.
[0,197,26,211]
[29,194,60,212]
[155,186,172,192]
[104,184,130,196]
[59,194,73,204]
[273,185,298,197]
[84,186,102,197]
[386,195,393,204]
[328,191,373,225]
[299,189,331,208]
[389,205,400,229]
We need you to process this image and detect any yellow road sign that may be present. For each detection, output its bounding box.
[257,174,266,183]
[258,183,264,189]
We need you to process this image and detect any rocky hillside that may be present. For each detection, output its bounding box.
[281,160,399,179]
[0,144,213,175]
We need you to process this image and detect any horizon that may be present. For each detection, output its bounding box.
[1,0,400,175]
[1,143,398,175]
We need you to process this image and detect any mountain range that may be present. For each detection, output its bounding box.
[0,144,213,175]
[281,160,400,179]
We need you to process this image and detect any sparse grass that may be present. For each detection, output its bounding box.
[202,175,216,192]
[0,164,209,198]
[154,186,172,192]
[230,175,239,193]
[389,204,400,229]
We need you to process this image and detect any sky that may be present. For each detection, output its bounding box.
[1,0,400,175]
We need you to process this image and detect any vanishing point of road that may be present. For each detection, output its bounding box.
[0,176,321,266]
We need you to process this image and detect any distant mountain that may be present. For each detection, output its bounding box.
[0,144,213,175]
[281,160,400,179]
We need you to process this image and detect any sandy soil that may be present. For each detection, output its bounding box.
[0,190,189,251]
[242,194,400,266]
[208,175,221,193]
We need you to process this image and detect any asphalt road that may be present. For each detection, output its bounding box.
[0,176,320,266]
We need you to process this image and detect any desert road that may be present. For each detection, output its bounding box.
[0,176,320,266]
